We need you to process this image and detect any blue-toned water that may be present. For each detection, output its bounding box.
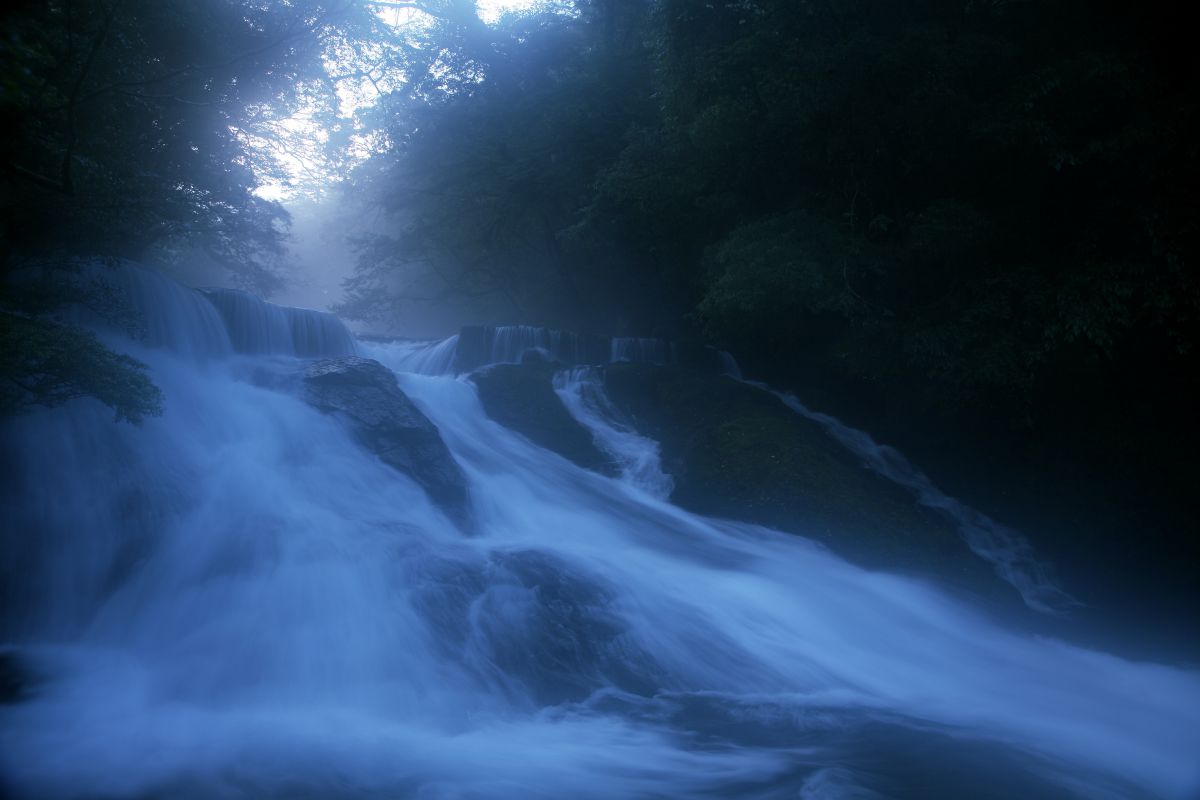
[2,266,1197,799]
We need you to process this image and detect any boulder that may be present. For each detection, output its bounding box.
[455,325,491,373]
[602,363,999,589]
[302,357,470,525]
[470,362,616,475]
[455,325,612,373]
[0,650,31,704]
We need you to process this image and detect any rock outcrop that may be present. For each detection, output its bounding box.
[302,357,470,524]
[470,359,616,475]
[453,325,735,375]
[602,362,998,589]
[0,651,31,704]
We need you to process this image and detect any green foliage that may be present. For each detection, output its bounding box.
[698,212,874,346]
[0,0,399,291]
[326,0,1200,439]
[471,362,614,473]
[0,311,162,423]
[0,0,402,421]
[1,259,164,423]
[341,2,657,329]
[602,361,972,573]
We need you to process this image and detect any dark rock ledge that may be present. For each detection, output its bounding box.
[302,357,471,526]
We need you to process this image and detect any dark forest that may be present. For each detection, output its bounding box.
[2,2,1198,798]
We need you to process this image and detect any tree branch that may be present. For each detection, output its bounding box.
[77,15,314,104]
[62,0,123,195]
[6,162,75,195]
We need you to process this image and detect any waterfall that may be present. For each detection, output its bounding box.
[717,349,743,379]
[370,325,740,377]
[42,261,357,361]
[366,334,461,376]
[98,261,234,359]
[609,336,673,365]
[451,325,734,374]
[553,366,675,499]
[202,288,357,358]
[764,387,1079,616]
[2,268,1199,799]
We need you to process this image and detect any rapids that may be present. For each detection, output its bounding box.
[2,265,1198,799]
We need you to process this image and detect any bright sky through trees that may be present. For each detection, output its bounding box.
[253,0,540,200]
[476,0,539,23]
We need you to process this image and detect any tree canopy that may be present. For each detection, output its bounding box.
[1,0,397,418]
[1,0,396,289]
[322,0,1198,524]
[338,0,1196,430]
[2,0,1197,511]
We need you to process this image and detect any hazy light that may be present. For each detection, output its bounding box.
[476,0,540,23]
[374,0,542,28]
[252,0,543,200]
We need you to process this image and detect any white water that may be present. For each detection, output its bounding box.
[762,387,1079,616]
[384,325,734,376]
[610,336,673,365]
[203,287,357,358]
[487,324,596,365]
[553,366,675,499]
[374,328,1067,616]
[368,334,460,376]
[2,267,1199,799]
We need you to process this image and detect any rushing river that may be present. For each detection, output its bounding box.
[2,265,1197,799]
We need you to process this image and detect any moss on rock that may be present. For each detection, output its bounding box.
[470,362,616,475]
[603,362,987,580]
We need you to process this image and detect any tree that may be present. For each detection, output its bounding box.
[337,0,1198,500]
[338,1,657,331]
[0,0,410,290]
[0,0,400,418]
[0,259,162,422]
[1,312,161,423]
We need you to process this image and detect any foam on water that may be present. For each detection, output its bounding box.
[553,366,675,499]
[2,267,1198,799]
[365,335,461,376]
[763,386,1079,616]
[202,287,358,358]
[420,324,734,374]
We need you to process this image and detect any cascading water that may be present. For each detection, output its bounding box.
[2,266,1199,799]
[486,324,591,364]
[552,366,674,500]
[203,287,358,358]
[368,334,461,376]
[47,261,357,362]
[449,325,738,375]
[761,387,1078,616]
[609,336,673,366]
[105,262,234,358]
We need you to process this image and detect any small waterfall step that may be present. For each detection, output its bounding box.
[455,324,739,375]
[203,288,357,358]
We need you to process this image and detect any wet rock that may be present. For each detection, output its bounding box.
[470,362,617,475]
[602,363,997,587]
[302,357,470,525]
[0,651,32,704]
[672,340,734,374]
[455,325,612,373]
[455,325,491,373]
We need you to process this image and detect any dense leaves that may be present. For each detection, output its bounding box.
[343,0,1197,438]
[0,259,164,422]
[339,2,658,330]
[0,0,410,289]
[0,312,161,423]
[2,0,1196,508]
[0,0,393,419]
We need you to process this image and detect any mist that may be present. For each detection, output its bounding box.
[2,1,1198,798]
